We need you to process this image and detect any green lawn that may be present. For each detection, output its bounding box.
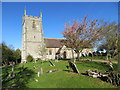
[2,60,117,88]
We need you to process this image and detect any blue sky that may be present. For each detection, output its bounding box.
[2,2,118,50]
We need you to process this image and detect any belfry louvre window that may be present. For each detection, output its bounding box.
[32,20,36,28]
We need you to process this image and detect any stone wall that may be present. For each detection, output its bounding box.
[46,46,94,60]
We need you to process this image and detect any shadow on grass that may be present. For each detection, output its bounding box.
[2,66,35,88]
[60,59,73,61]
[63,70,71,72]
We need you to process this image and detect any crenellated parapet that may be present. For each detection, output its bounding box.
[24,15,42,20]
[24,9,42,20]
[23,8,42,21]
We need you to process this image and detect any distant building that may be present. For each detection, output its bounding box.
[21,9,94,63]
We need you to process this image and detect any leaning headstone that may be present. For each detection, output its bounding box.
[37,67,43,77]
[49,60,55,66]
[35,79,38,82]
[68,61,80,74]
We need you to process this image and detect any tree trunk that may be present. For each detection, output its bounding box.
[72,50,75,62]
[15,59,18,64]
[106,55,108,60]
[77,52,80,61]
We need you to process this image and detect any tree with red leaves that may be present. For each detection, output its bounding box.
[62,16,105,61]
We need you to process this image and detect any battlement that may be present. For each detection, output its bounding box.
[24,9,42,19]
[34,16,39,19]
[25,15,41,19]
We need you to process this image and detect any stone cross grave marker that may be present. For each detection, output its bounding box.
[49,60,55,66]
[68,61,80,74]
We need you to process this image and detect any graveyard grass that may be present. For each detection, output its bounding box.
[2,60,117,88]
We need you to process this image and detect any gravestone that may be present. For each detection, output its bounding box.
[39,67,43,74]
[37,67,43,77]
[37,72,40,77]
[68,61,80,74]
[49,60,55,66]
[35,79,38,82]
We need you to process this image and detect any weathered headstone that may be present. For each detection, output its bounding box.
[49,60,55,66]
[68,61,80,74]
[39,67,43,74]
[37,67,43,77]
[35,79,38,82]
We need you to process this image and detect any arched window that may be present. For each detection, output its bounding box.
[49,50,52,55]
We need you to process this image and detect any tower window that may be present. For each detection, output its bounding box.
[32,20,36,28]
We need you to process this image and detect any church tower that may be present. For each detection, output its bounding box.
[21,9,45,62]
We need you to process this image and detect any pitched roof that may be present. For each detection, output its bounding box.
[44,38,93,48]
[44,38,63,48]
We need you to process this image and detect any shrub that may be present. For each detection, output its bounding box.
[27,55,33,62]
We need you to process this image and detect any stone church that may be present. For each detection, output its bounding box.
[21,9,94,63]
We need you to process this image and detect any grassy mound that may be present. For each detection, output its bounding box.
[2,60,117,88]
